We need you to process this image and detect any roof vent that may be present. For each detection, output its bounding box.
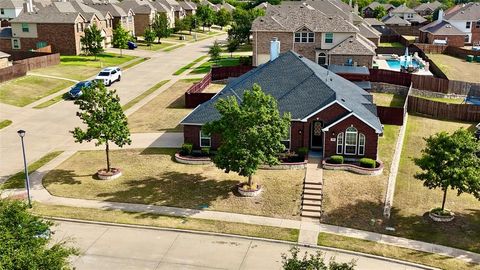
[341,98,345,102]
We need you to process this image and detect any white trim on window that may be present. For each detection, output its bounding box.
[344,126,357,155]
[294,31,314,43]
[358,133,365,155]
[336,132,344,154]
[199,129,211,147]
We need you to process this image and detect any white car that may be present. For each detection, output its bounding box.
[95,67,122,86]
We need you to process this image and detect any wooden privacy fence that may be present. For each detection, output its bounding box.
[13,53,60,71]
[377,106,405,125]
[211,65,253,81]
[407,96,480,122]
[0,64,27,83]
[413,43,447,54]
[185,71,215,108]
[369,69,412,87]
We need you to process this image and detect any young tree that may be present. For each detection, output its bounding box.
[216,8,232,30]
[183,14,198,34]
[228,8,264,44]
[144,27,156,48]
[414,129,480,212]
[208,41,222,62]
[0,199,78,269]
[203,84,291,187]
[373,6,387,19]
[152,13,170,43]
[173,17,187,33]
[112,25,129,56]
[80,24,104,59]
[196,5,215,31]
[227,39,239,57]
[72,82,131,173]
[282,247,356,270]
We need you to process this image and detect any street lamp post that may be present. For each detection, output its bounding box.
[17,129,32,208]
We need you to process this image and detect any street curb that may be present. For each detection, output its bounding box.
[48,217,439,270]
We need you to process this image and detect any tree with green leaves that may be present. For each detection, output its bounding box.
[203,84,291,188]
[72,82,131,173]
[209,41,222,62]
[228,8,264,44]
[196,5,215,31]
[174,17,187,33]
[373,6,387,19]
[282,247,356,270]
[216,8,232,30]
[183,14,198,34]
[227,39,239,57]
[413,128,480,212]
[0,199,78,269]
[80,24,104,59]
[144,27,156,48]
[112,25,129,56]
[152,13,170,43]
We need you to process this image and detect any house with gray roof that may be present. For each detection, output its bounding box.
[84,1,136,35]
[181,50,383,160]
[252,3,377,67]
[414,1,442,16]
[0,0,24,21]
[442,3,480,44]
[178,0,196,16]
[382,4,426,25]
[361,2,394,18]
[117,0,158,36]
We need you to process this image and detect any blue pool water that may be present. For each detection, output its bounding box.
[386,59,420,70]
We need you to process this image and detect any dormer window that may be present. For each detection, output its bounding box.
[294,28,314,43]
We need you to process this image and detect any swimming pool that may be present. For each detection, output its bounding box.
[386,59,421,70]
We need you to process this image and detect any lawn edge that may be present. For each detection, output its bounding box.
[0,119,12,130]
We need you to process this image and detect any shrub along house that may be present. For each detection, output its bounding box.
[181,43,383,161]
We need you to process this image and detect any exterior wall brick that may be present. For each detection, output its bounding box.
[134,14,152,36]
[419,31,465,47]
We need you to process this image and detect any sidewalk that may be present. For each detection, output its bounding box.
[3,150,479,265]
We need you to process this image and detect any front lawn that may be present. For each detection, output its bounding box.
[43,148,304,219]
[321,125,400,230]
[128,79,197,133]
[189,56,241,74]
[136,41,176,51]
[427,53,480,83]
[371,93,406,107]
[391,115,480,253]
[412,95,465,104]
[0,119,12,130]
[0,76,73,107]
[34,53,136,81]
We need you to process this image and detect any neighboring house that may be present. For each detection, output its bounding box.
[0,50,10,68]
[442,3,480,44]
[252,4,376,67]
[149,0,175,28]
[419,13,465,46]
[84,1,136,36]
[0,4,87,55]
[217,2,234,12]
[158,0,184,19]
[117,0,156,36]
[0,0,24,21]
[181,50,383,160]
[414,0,442,16]
[178,0,196,16]
[362,2,394,18]
[382,4,426,25]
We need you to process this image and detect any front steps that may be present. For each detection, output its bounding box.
[300,153,323,219]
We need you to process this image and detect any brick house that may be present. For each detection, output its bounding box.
[419,18,465,46]
[84,1,136,36]
[382,4,427,26]
[181,50,383,160]
[362,2,394,18]
[117,0,156,36]
[442,3,480,45]
[252,4,376,67]
[0,5,87,55]
[414,1,442,16]
[178,0,196,16]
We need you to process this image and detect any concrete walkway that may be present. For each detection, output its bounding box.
[54,219,434,270]
[3,150,479,265]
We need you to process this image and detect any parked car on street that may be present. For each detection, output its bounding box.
[68,80,93,99]
[95,67,122,86]
[128,41,137,50]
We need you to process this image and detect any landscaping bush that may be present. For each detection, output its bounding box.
[359,158,376,168]
[201,147,210,156]
[431,207,454,217]
[329,155,344,164]
[239,56,252,66]
[181,143,193,155]
[297,147,308,158]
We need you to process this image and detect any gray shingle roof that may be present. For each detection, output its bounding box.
[328,35,376,55]
[181,51,382,133]
[382,14,411,25]
[391,4,415,14]
[419,20,464,35]
[0,0,24,9]
[178,1,196,10]
[414,1,441,12]
[84,2,128,17]
[117,0,154,14]
[444,2,480,21]
[11,5,85,23]
[362,2,394,11]
[358,22,380,38]
[252,5,358,33]
[364,18,384,26]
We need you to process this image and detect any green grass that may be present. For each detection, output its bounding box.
[427,53,480,83]
[317,233,480,270]
[371,93,406,107]
[136,41,176,51]
[32,204,299,242]
[122,57,149,70]
[2,151,63,189]
[33,93,68,109]
[173,55,208,75]
[122,80,170,111]
[379,42,404,48]
[189,56,241,74]
[412,95,465,104]
[0,120,12,129]
[392,115,480,253]
[163,44,186,52]
[43,148,304,219]
[402,35,417,42]
[0,76,73,107]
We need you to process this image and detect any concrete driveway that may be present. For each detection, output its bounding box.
[0,36,225,179]
[53,220,431,270]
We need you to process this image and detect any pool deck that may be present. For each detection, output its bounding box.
[375,59,433,76]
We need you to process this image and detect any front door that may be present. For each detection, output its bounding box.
[310,121,323,149]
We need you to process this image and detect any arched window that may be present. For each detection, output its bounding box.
[358,133,365,155]
[336,132,344,154]
[344,127,357,155]
[318,53,327,66]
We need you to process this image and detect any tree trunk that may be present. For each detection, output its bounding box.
[120,48,123,57]
[105,141,111,172]
[441,188,448,211]
[247,175,253,186]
